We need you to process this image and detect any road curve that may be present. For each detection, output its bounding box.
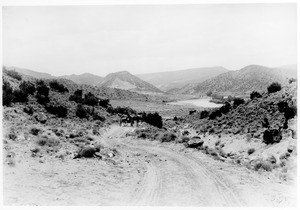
[100,125,248,206]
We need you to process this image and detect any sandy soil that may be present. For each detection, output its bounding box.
[3,125,297,206]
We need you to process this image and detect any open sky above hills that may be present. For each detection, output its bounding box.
[3,3,297,77]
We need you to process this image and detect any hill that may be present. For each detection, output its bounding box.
[98,71,163,93]
[136,66,230,91]
[59,73,104,86]
[179,65,297,96]
[6,66,55,80]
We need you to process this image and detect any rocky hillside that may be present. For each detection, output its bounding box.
[179,65,297,96]
[186,82,297,139]
[59,73,104,86]
[136,66,230,91]
[98,71,163,93]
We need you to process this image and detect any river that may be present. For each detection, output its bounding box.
[168,98,223,108]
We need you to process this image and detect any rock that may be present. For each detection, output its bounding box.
[287,145,295,153]
[186,138,204,149]
[74,146,100,158]
[34,113,47,124]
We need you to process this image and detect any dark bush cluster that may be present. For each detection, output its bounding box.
[24,106,34,115]
[13,89,28,103]
[141,112,163,128]
[160,132,177,142]
[6,70,22,81]
[36,80,50,105]
[209,109,222,120]
[83,92,99,106]
[49,80,68,93]
[69,89,83,103]
[250,91,262,100]
[19,81,36,95]
[233,97,245,108]
[107,106,137,116]
[200,110,209,119]
[76,104,88,119]
[267,82,281,93]
[220,102,231,114]
[45,104,68,118]
[263,129,282,144]
[99,98,110,108]
[277,101,297,128]
[3,81,14,106]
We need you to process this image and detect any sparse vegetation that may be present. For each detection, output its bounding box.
[36,135,60,147]
[160,132,177,142]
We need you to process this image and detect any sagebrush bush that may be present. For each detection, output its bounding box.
[49,80,68,93]
[254,161,272,171]
[142,112,163,128]
[6,70,22,81]
[13,89,28,103]
[36,135,60,147]
[30,127,41,136]
[69,89,83,103]
[24,106,34,115]
[200,110,209,119]
[277,101,288,113]
[76,104,88,119]
[220,102,231,114]
[263,129,282,144]
[3,81,14,106]
[45,104,68,118]
[267,82,281,93]
[83,92,98,106]
[250,91,262,100]
[233,97,245,108]
[209,109,222,120]
[36,80,49,96]
[36,93,50,105]
[99,98,110,108]
[19,81,36,95]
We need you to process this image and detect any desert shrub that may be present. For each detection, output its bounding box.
[227,95,235,102]
[8,132,17,140]
[91,110,106,121]
[263,129,282,144]
[262,117,269,128]
[49,80,68,93]
[143,112,163,128]
[13,89,28,103]
[36,135,60,147]
[83,92,98,106]
[24,106,34,115]
[3,81,14,106]
[109,106,136,115]
[36,80,49,96]
[247,148,255,155]
[6,70,22,81]
[284,105,297,120]
[45,104,68,118]
[206,90,212,96]
[36,94,50,105]
[200,110,209,119]
[19,81,36,95]
[277,101,288,113]
[209,109,222,120]
[99,98,110,108]
[182,130,189,135]
[173,116,178,121]
[69,89,83,103]
[267,82,281,93]
[215,140,221,147]
[289,78,296,84]
[30,127,41,136]
[250,91,262,100]
[181,136,190,142]
[160,132,177,142]
[76,104,88,119]
[233,97,245,108]
[220,102,231,114]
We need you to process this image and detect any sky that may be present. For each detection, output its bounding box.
[2,3,297,77]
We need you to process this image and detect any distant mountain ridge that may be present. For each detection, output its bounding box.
[179,65,297,95]
[59,73,104,86]
[136,66,230,91]
[98,71,163,93]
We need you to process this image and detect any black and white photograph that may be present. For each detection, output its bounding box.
[1,0,298,207]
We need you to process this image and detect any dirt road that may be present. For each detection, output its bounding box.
[3,125,297,206]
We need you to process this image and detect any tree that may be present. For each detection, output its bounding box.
[233,97,245,108]
[267,82,281,93]
[3,81,14,106]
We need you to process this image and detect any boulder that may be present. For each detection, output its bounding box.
[186,138,204,149]
[74,146,100,158]
[34,113,47,124]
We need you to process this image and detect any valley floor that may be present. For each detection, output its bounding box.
[3,125,297,206]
